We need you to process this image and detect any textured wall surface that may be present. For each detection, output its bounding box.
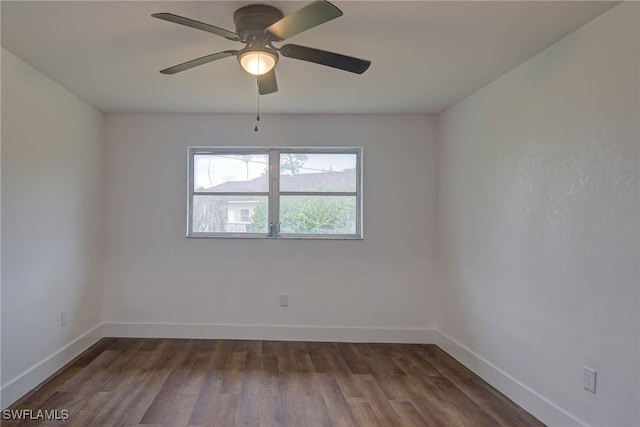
[437,3,639,426]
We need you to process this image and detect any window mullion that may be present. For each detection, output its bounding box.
[356,147,362,236]
[268,150,280,237]
[187,147,195,236]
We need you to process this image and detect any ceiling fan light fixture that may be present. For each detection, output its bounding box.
[238,49,278,76]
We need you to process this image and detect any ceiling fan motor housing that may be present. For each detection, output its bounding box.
[233,4,284,41]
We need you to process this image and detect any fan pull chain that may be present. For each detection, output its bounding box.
[254,54,262,132]
[254,77,261,132]
[253,82,260,132]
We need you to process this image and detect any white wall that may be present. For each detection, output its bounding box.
[103,114,438,340]
[1,48,105,407]
[436,3,639,427]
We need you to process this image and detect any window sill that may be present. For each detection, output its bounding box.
[186,233,363,240]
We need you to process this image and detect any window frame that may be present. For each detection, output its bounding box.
[187,146,363,239]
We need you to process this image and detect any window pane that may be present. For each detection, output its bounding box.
[279,153,357,192]
[194,154,269,192]
[192,195,268,233]
[279,196,356,235]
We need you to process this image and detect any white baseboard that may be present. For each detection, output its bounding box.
[1,323,105,410]
[433,329,588,427]
[102,321,436,344]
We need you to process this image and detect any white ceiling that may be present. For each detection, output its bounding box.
[1,1,617,114]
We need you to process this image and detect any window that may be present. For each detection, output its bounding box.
[188,147,362,239]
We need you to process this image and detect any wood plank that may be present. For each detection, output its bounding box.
[68,338,116,368]
[362,353,409,400]
[109,365,173,425]
[398,374,461,427]
[85,367,149,426]
[336,343,369,375]
[221,352,247,395]
[347,400,381,427]
[139,367,194,424]
[321,344,363,399]
[290,342,315,373]
[235,344,267,427]
[273,342,300,373]
[139,341,197,424]
[187,348,229,426]
[179,348,215,395]
[308,373,357,427]
[352,374,401,426]
[389,400,430,427]
[306,343,331,373]
[210,393,240,427]
[58,350,119,393]
[66,391,111,427]
[162,393,198,426]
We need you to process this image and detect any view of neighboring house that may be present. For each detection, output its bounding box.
[193,171,356,233]
[226,202,257,231]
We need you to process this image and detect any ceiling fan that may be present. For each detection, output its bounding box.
[152,0,371,95]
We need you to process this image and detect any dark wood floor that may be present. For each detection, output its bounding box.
[4,338,544,426]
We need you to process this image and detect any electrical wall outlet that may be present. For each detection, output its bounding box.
[584,367,596,393]
[60,310,68,326]
[279,294,289,307]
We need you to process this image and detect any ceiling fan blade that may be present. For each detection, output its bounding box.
[257,69,278,95]
[152,13,241,41]
[160,50,237,75]
[265,0,342,41]
[280,44,371,74]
